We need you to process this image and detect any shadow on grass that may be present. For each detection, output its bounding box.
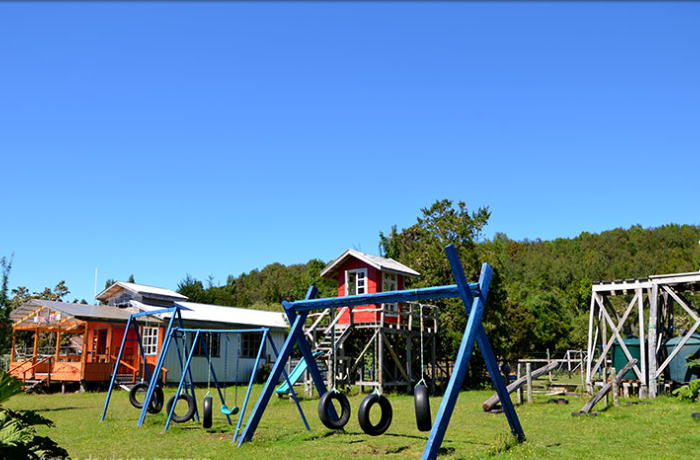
[38,406,82,412]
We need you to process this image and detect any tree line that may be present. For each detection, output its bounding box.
[2,199,699,368]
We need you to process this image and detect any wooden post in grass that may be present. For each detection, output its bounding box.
[526,363,533,404]
[580,353,585,395]
[547,349,552,384]
[611,367,619,407]
[517,363,523,405]
[602,366,609,408]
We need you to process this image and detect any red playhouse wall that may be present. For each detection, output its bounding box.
[336,259,404,325]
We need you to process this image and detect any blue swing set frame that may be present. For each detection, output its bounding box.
[100,305,199,425]
[237,244,525,460]
[162,326,308,442]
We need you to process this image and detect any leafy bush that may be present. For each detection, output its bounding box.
[0,372,69,459]
[672,356,700,402]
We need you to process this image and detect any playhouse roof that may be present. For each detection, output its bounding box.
[320,249,421,279]
[130,300,289,330]
[96,281,188,302]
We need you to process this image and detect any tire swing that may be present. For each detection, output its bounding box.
[220,335,240,416]
[358,391,393,436]
[202,332,215,429]
[357,313,392,436]
[128,333,164,415]
[128,383,164,414]
[318,311,351,430]
[166,335,196,424]
[414,303,432,432]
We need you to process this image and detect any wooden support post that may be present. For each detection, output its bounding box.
[10,331,16,362]
[602,366,609,408]
[648,284,659,398]
[80,322,89,381]
[547,349,552,384]
[623,382,630,398]
[107,324,113,363]
[482,361,558,411]
[54,331,61,370]
[611,367,619,407]
[32,328,39,364]
[580,353,585,396]
[517,363,523,405]
[526,363,533,404]
[406,329,412,388]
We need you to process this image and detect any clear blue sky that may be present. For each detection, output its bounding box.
[1,2,698,303]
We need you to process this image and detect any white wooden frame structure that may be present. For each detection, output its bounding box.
[586,271,700,398]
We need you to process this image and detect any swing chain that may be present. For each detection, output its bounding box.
[205,332,213,398]
[418,303,427,387]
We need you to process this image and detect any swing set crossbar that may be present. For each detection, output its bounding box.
[292,284,479,312]
[170,328,269,334]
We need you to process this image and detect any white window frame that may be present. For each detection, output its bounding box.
[382,272,398,315]
[142,326,159,356]
[345,268,368,296]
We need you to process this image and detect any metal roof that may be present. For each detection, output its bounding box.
[130,300,289,330]
[96,281,188,302]
[320,249,421,279]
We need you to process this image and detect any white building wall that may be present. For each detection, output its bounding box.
[162,330,286,384]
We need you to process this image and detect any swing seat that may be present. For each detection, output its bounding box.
[220,404,239,416]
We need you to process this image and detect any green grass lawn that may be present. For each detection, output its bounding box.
[5,384,700,460]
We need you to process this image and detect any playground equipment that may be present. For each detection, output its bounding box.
[100,306,194,424]
[220,335,240,415]
[236,244,525,460]
[414,303,432,431]
[161,328,306,437]
[276,351,324,396]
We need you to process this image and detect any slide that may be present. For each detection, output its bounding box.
[276,351,323,395]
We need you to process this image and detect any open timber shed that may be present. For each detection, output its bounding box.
[586,271,700,398]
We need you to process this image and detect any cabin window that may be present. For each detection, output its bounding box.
[241,334,262,359]
[109,291,133,307]
[192,333,220,358]
[345,269,367,296]
[142,327,160,356]
[382,272,398,314]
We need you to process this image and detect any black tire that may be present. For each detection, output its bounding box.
[129,383,148,409]
[203,395,213,429]
[414,384,432,432]
[318,390,351,430]
[148,386,164,414]
[166,393,197,423]
[358,393,393,436]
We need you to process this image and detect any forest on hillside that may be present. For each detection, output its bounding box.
[2,200,699,365]
[173,200,700,362]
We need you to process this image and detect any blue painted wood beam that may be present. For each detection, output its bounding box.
[237,287,318,446]
[291,284,479,312]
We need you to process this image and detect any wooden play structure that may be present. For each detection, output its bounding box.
[300,249,439,393]
[586,271,700,398]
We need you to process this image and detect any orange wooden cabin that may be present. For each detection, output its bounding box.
[8,299,168,388]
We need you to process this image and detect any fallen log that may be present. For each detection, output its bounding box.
[482,360,560,411]
[578,359,637,414]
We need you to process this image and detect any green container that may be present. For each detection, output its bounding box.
[611,338,643,381]
[665,334,700,383]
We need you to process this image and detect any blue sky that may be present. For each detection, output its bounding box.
[1,2,698,303]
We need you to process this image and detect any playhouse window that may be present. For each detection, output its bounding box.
[241,334,262,359]
[382,272,398,314]
[192,332,220,358]
[142,327,159,356]
[345,269,367,296]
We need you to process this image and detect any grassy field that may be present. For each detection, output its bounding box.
[5,382,700,460]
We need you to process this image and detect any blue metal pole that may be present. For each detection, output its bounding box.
[200,331,232,426]
[265,328,310,432]
[233,329,270,443]
[137,309,178,427]
[422,247,493,460]
[164,330,201,432]
[100,316,133,422]
[237,315,309,444]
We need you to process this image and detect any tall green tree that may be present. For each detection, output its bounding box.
[0,255,14,350]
